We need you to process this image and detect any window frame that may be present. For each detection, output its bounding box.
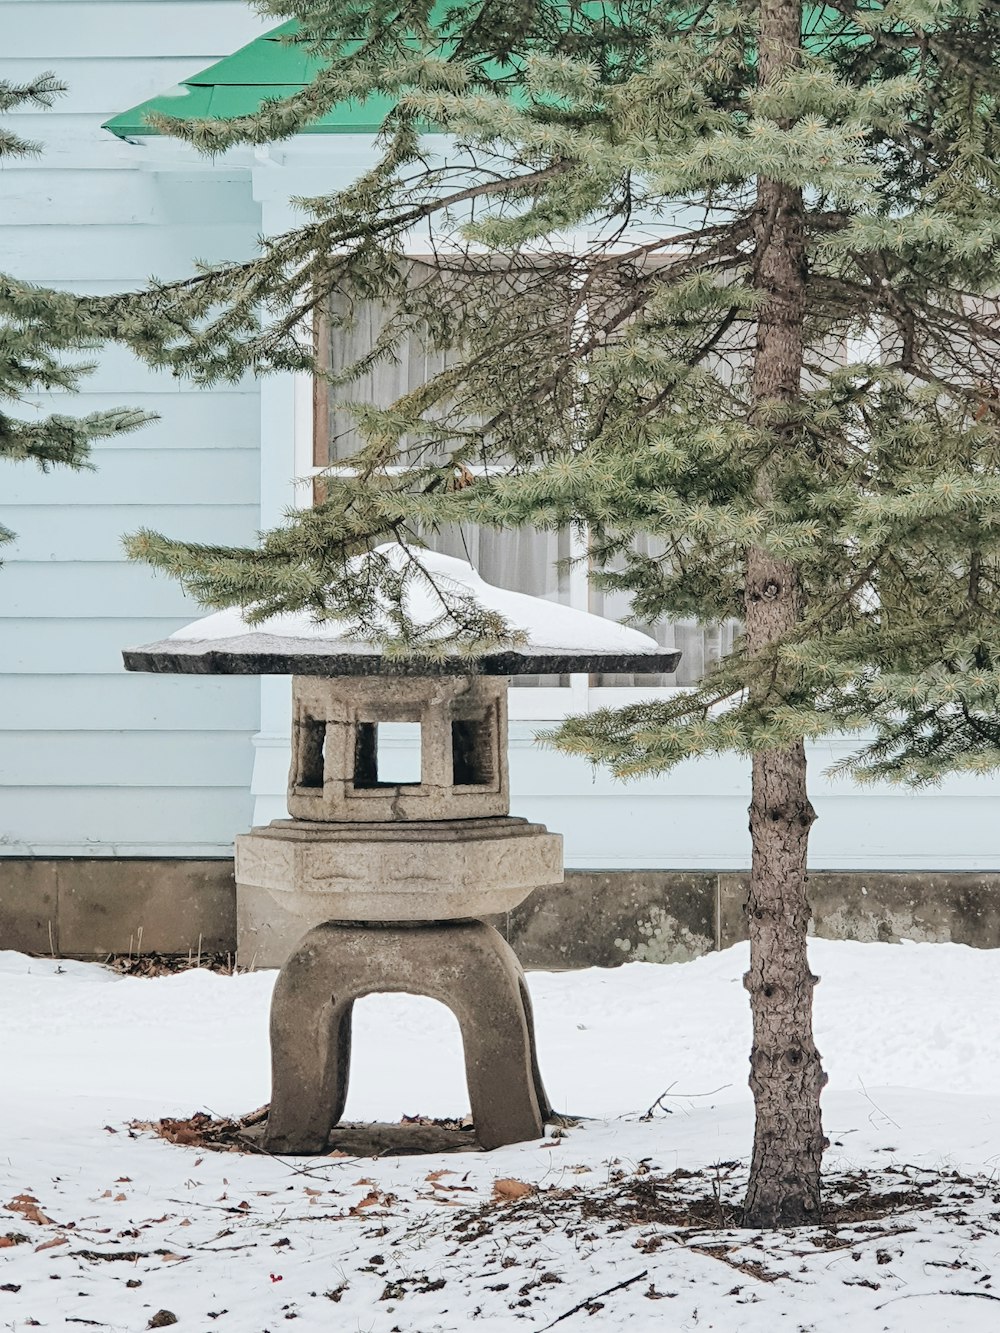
[299,250,703,722]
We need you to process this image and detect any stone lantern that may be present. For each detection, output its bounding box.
[125,546,679,1152]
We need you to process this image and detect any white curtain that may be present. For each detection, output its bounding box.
[588,536,738,686]
[322,293,454,463]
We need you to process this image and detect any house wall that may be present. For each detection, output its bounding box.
[0,0,270,856]
[1,4,997,882]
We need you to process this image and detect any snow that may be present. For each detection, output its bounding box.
[3,938,1000,1330]
[158,543,663,658]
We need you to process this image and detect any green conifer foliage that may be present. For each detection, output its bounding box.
[0,76,150,553]
[104,0,1000,1222]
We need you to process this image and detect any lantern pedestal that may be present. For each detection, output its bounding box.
[266,918,552,1153]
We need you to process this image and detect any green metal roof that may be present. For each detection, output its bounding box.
[103,7,876,143]
[102,21,398,139]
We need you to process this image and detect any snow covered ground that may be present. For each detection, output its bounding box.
[2,938,1000,1331]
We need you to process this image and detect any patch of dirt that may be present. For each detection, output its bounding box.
[328,1121,480,1157]
[596,1171,943,1232]
[449,1163,961,1248]
[104,952,238,978]
[131,1107,270,1151]
[131,1108,482,1156]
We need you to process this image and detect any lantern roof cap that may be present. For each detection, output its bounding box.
[123,544,681,677]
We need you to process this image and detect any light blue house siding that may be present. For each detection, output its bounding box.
[2,0,998,875]
[0,0,269,855]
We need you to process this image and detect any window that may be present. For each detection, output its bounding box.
[367,722,423,786]
[302,259,737,719]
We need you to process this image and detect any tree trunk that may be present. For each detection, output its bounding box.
[741,0,828,1229]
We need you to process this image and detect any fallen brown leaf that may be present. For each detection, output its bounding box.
[35,1235,67,1253]
[167,1127,201,1145]
[6,1196,54,1226]
[492,1179,535,1203]
[349,1190,397,1216]
[352,1191,382,1211]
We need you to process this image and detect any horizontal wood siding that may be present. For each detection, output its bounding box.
[1,505,260,561]
[0,675,259,731]
[0,619,201,674]
[2,450,259,506]
[0,0,268,855]
[3,733,254,787]
[4,3,269,58]
[0,788,256,856]
[11,394,260,448]
[3,224,258,282]
[3,173,257,225]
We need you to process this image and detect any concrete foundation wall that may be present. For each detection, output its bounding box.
[3,859,1000,966]
[0,859,235,959]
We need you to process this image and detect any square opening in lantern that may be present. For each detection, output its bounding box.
[354,721,422,787]
[297,716,327,789]
[452,717,495,786]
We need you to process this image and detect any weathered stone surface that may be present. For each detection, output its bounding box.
[237,883,316,971]
[0,860,58,954]
[126,646,684,676]
[266,919,549,1153]
[717,872,750,949]
[236,816,564,964]
[491,871,717,969]
[288,676,510,822]
[56,859,236,957]
[718,871,1000,950]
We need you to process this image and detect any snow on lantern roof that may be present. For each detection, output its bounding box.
[123,545,681,677]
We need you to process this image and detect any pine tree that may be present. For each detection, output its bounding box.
[98,1,1000,1225]
[0,75,150,555]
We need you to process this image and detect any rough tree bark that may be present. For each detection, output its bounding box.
[741,0,829,1228]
